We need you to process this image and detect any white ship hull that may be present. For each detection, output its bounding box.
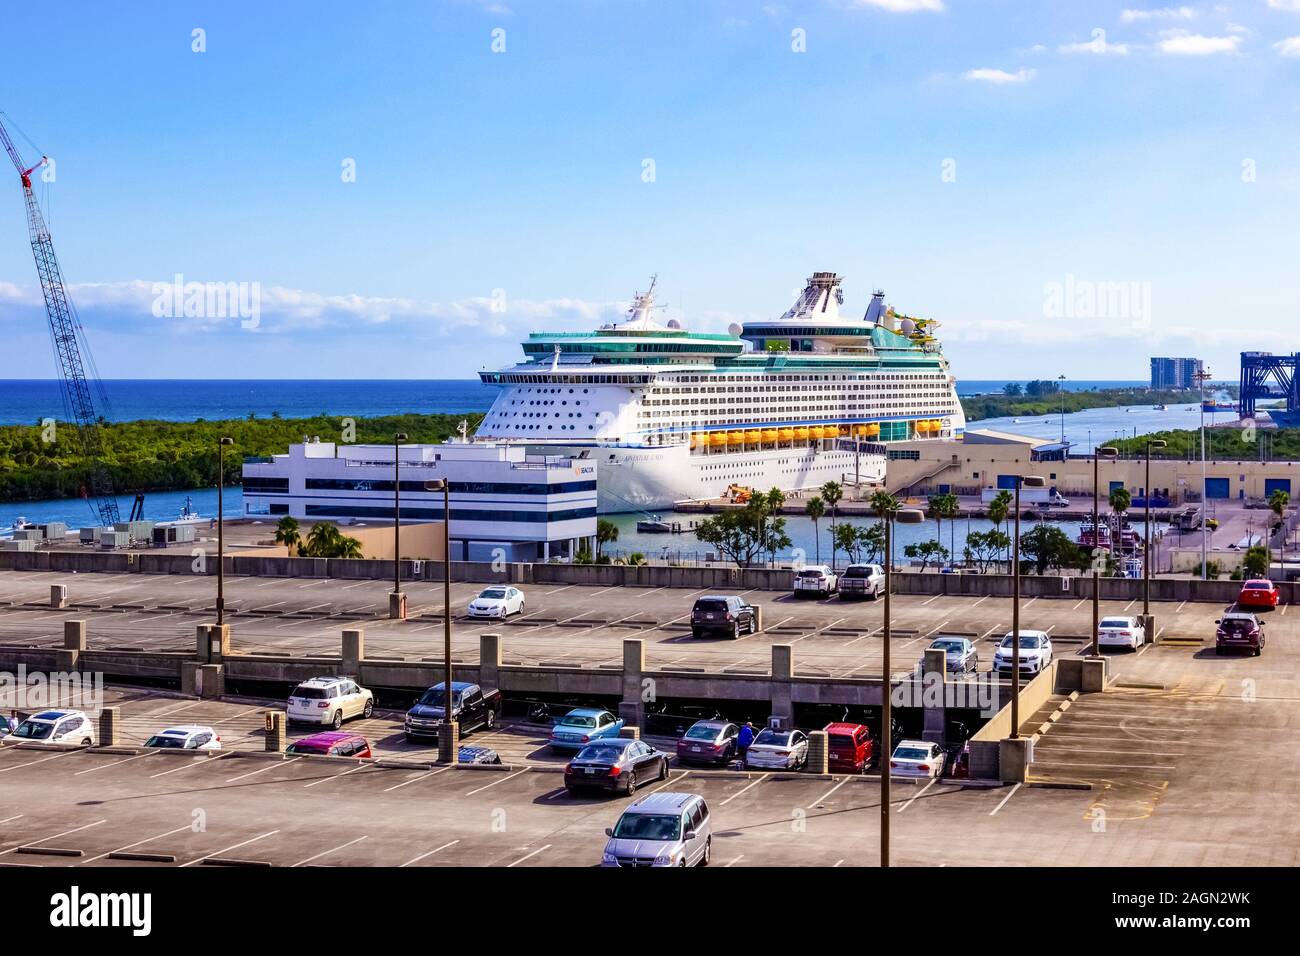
[547,443,886,513]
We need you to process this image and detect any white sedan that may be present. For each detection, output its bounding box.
[467,586,526,618]
[993,631,1054,675]
[145,725,222,750]
[743,728,808,770]
[1098,615,1146,651]
[889,739,945,779]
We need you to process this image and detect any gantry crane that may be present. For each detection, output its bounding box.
[0,114,120,526]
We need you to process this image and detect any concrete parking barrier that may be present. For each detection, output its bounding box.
[805,730,829,774]
[63,619,86,651]
[50,584,67,609]
[342,628,364,670]
[264,711,284,752]
[619,726,641,740]
[98,706,120,747]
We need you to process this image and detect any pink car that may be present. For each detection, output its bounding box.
[285,731,372,758]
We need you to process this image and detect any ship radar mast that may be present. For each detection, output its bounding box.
[602,274,671,331]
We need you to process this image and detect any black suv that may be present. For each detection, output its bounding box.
[690,595,757,639]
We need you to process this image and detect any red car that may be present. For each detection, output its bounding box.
[1238,579,1279,609]
[285,731,372,758]
[824,722,875,774]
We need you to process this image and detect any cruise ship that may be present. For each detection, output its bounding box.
[477,272,965,512]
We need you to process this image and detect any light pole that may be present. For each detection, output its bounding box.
[1010,474,1046,738]
[216,437,233,627]
[879,502,924,868]
[1197,366,1210,579]
[1142,439,1167,627]
[426,477,456,763]
[390,432,407,620]
[1058,374,1067,444]
[1092,446,1119,657]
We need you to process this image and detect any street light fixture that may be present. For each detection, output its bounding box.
[216,437,234,627]
[1143,439,1167,627]
[879,503,924,869]
[1092,446,1119,658]
[1010,474,1046,738]
[424,477,455,763]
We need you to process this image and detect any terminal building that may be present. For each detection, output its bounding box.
[241,441,598,562]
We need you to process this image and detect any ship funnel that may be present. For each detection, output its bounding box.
[864,290,886,325]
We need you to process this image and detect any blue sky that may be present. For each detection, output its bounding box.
[2,0,1299,381]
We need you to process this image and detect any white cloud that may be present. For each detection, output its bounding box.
[1267,1,1300,11]
[1275,36,1300,55]
[850,0,945,12]
[1120,6,1196,23]
[1157,30,1242,54]
[1059,29,1130,55]
[964,67,1037,83]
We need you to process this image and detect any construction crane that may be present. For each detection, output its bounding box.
[0,114,121,526]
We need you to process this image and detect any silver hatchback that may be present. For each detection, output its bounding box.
[601,792,712,867]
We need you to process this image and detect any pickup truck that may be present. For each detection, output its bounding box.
[838,563,884,600]
[793,565,838,598]
[405,681,502,742]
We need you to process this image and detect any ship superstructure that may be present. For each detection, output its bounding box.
[477,272,965,512]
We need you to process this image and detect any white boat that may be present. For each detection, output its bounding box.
[476,272,965,512]
[159,496,207,527]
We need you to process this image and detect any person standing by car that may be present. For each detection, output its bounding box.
[736,721,755,765]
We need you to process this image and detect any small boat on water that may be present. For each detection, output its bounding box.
[159,496,207,527]
[637,515,676,534]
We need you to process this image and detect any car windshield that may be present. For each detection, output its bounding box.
[798,569,826,579]
[1002,635,1042,649]
[561,714,597,728]
[612,813,682,841]
[577,744,625,762]
[930,639,963,652]
[11,720,54,739]
[842,566,873,578]
[146,735,186,748]
[1100,618,1130,629]
[479,588,507,599]
[685,725,720,740]
[417,688,462,707]
[292,687,328,700]
[695,600,728,613]
[894,747,929,760]
[754,729,791,746]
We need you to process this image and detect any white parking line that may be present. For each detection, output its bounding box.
[382,766,452,793]
[807,776,851,807]
[719,773,770,806]
[506,844,552,867]
[292,835,368,866]
[0,819,106,856]
[149,753,231,778]
[970,595,990,609]
[1176,600,1187,612]
[921,595,941,606]
[465,768,529,796]
[302,763,369,788]
[0,750,83,773]
[179,829,280,867]
[73,751,157,776]
[925,620,951,636]
[647,769,690,794]
[80,824,194,865]
[226,757,302,783]
[0,815,22,826]
[400,840,459,866]
[724,854,744,867]
[899,778,936,811]
[990,782,1021,815]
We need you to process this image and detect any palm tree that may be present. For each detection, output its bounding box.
[805,496,826,565]
[928,492,959,570]
[870,491,899,572]
[274,516,301,556]
[821,480,843,569]
[595,518,619,561]
[334,535,364,559]
[987,490,1011,569]
[1268,488,1290,571]
[304,521,340,558]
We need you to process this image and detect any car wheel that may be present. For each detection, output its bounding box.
[80,737,92,746]
[701,836,712,867]
[485,709,496,730]
[331,710,343,730]
[732,623,740,640]
[363,699,374,719]
[626,771,638,796]
[660,757,669,781]
[691,628,701,639]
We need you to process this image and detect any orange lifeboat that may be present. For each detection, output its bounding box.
[809,426,825,441]
[778,428,794,442]
[728,431,744,446]
[710,432,728,447]
[744,429,762,444]
[794,427,809,441]
[762,428,778,443]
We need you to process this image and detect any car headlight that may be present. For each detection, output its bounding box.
[602,852,618,864]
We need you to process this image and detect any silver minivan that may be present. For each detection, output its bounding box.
[601,792,712,867]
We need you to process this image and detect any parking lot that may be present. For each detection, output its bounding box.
[0,569,1269,680]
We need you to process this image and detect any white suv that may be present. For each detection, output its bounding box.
[993,630,1054,675]
[287,677,374,729]
[6,709,95,746]
[793,565,838,598]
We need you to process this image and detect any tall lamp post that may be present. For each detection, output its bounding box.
[1196,366,1211,579]
[216,437,233,627]
[877,499,924,868]
[1091,446,1119,657]
[390,433,408,619]
[1142,439,1168,632]
[1058,374,1067,444]
[1010,474,1046,738]
[425,478,456,763]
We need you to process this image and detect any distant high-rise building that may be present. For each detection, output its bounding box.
[1150,357,1202,390]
